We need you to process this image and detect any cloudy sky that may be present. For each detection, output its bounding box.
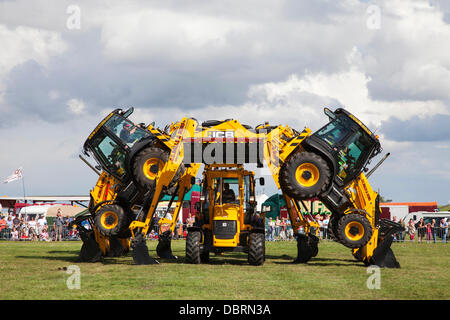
[0,0,449,205]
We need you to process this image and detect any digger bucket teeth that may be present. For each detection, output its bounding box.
[132,233,160,265]
[78,230,103,263]
[293,233,319,264]
[156,230,178,260]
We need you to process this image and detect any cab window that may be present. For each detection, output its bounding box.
[314,115,354,147]
[105,115,151,147]
[213,177,239,205]
[91,133,126,178]
[337,131,373,182]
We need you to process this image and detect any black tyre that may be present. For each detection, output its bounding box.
[185,231,201,264]
[94,204,127,237]
[133,146,185,194]
[327,214,341,242]
[133,146,169,190]
[337,213,373,249]
[248,232,265,266]
[279,151,331,200]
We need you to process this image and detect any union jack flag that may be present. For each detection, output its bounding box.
[3,167,23,184]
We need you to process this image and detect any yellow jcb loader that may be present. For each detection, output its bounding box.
[185,164,266,265]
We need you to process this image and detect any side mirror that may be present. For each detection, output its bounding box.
[123,107,134,118]
[259,177,265,186]
[324,107,337,120]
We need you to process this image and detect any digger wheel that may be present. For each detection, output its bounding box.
[337,213,373,249]
[133,146,168,190]
[133,146,185,194]
[94,204,127,237]
[185,231,201,264]
[248,232,265,266]
[279,151,331,199]
[327,214,341,242]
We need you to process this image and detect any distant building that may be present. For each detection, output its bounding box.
[380,202,438,221]
[261,194,331,219]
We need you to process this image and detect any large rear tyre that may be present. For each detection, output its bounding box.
[185,231,201,264]
[279,151,331,200]
[133,146,185,195]
[94,204,128,237]
[248,232,265,266]
[337,213,373,249]
[133,146,168,191]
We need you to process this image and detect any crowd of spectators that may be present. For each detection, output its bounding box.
[1,210,448,244]
[0,209,80,242]
[393,216,449,243]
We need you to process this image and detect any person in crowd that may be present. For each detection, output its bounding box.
[11,227,19,241]
[416,218,426,243]
[39,225,50,242]
[440,218,448,243]
[392,216,398,241]
[322,215,329,240]
[431,219,437,243]
[398,218,406,242]
[275,216,281,240]
[0,216,7,233]
[54,210,64,241]
[426,222,432,242]
[20,225,29,240]
[6,215,13,230]
[28,216,37,234]
[12,215,20,229]
[37,215,47,234]
[186,213,195,228]
[407,219,416,241]
[28,227,38,241]
[268,217,275,241]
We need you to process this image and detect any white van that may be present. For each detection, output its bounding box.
[404,211,450,223]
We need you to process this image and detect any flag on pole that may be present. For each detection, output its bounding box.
[3,167,23,184]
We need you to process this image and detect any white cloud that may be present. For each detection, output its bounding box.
[67,98,86,115]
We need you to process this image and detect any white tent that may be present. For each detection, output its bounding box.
[256,194,269,212]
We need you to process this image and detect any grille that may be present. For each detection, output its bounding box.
[214,220,237,239]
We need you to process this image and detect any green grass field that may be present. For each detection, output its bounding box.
[0,239,449,300]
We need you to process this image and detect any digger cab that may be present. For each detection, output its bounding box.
[308,108,382,186]
[82,108,155,182]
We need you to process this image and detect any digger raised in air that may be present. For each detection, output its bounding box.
[71,106,403,268]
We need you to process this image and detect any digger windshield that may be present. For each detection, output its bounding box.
[104,115,151,147]
[214,177,240,205]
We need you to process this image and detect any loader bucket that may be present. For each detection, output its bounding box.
[156,230,178,260]
[78,229,103,262]
[370,235,400,268]
[293,233,319,263]
[132,232,160,265]
[369,219,403,268]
